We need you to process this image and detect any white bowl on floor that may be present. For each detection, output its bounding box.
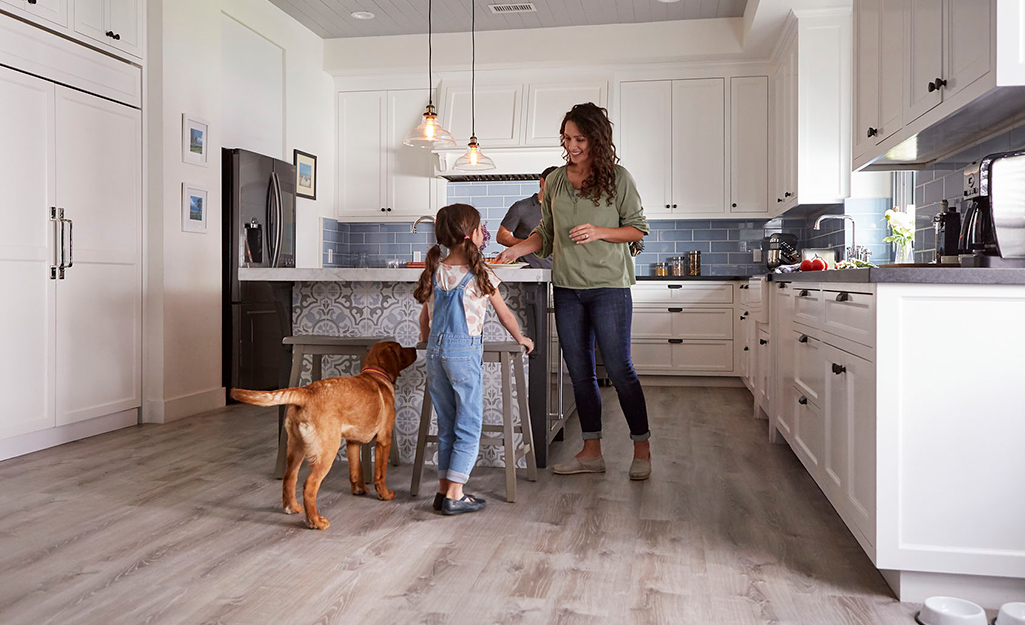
[996,602,1025,625]
[915,596,988,625]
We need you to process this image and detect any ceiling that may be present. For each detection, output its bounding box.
[266,0,750,39]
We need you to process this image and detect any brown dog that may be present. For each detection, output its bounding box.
[231,341,417,530]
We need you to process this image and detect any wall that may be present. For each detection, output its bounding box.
[912,122,1025,263]
[145,0,334,423]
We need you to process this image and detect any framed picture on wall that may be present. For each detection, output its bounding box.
[182,183,208,233]
[182,114,209,166]
[293,149,317,199]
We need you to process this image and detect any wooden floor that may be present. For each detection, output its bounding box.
[0,386,924,624]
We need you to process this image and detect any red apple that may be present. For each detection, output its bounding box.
[810,258,827,271]
[800,259,813,271]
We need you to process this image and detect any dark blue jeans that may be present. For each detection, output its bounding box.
[553,287,650,442]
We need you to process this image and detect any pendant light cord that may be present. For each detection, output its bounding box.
[471,0,475,136]
[428,0,433,106]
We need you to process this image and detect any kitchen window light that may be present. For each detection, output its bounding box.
[402,0,456,149]
[454,0,496,171]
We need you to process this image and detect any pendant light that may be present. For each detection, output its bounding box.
[402,0,456,149]
[453,0,495,171]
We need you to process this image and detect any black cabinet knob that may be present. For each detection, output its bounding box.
[759,339,768,345]
[743,346,749,351]
[106,30,114,37]
[784,192,792,198]
[665,204,671,209]
[935,77,947,89]
[777,198,783,203]
[867,127,878,137]
[28,0,37,4]
[672,204,677,209]
[798,396,808,405]
[740,315,747,320]
[114,33,121,40]
[732,203,737,208]
[798,334,808,343]
[832,363,847,375]
[778,282,786,289]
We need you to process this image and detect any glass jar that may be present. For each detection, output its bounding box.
[669,257,687,277]
[654,262,669,277]
[687,250,701,276]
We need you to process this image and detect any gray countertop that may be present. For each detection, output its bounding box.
[238,267,551,283]
[636,275,749,282]
[766,267,1025,285]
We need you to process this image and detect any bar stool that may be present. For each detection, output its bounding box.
[274,335,398,479]
[410,341,538,503]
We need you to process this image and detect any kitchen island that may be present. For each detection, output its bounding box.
[238,267,568,468]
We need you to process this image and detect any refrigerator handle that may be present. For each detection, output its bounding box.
[271,171,283,268]
[50,207,62,280]
[266,174,277,267]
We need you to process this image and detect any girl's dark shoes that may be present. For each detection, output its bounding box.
[442,494,486,515]
[434,492,486,512]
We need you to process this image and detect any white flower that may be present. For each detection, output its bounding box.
[883,208,914,249]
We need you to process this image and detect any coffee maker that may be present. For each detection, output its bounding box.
[959,150,1025,267]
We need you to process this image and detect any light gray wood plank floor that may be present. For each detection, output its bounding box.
[0,386,927,624]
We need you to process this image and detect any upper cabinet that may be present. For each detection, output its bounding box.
[772,12,852,212]
[73,0,144,60]
[440,80,607,149]
[619,75,768,219]
[0,0,144,62]
[853,0,1025,170]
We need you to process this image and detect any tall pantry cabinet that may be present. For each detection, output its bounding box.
[0,15,142,458]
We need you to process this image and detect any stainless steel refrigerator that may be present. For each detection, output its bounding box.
[222,148,296,397]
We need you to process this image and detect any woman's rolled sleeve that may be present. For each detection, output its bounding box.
[616,167,650,235]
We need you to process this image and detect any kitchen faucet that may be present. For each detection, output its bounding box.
[813,214,871,263]
[411,215,435,233]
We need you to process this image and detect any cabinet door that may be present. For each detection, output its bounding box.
[525,82,606,146]
[619,81,672,216]
[730,76,768,214]
[756,326,772,409]
[72,0,107,45]
[782,38,799,208]
[0,67,57,439]
[906,0,943,123]
[771,64,787,207]
[853,0,882,158]
[5,0,68,27]
[442,83,523,147]
[54,87,141,426]
[878,0,904,141]
[823,343,849,497]
[844,350,876,542]
[387,90,432,216]
[672,78,726,215]
[944,0,990,97]
[337,91,386,215]
[773,285,796,431]
[107,0,144,58]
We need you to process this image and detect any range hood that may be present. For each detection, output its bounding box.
[433,147,563,181]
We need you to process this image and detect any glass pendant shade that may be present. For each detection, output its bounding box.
[402,104,456,148]
[453,136,495,171]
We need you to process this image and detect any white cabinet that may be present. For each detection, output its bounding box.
[0,65,141,442]
[629,282,736,376]
[524,82,607,146]
[620,76,768,219]
[336,90,433,218]
[853,0,904,160]
[0,0,68,27]
[906,0,991,124]
[771,13,852,211]
[73,0,143,59]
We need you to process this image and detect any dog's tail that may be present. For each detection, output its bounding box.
[230,387,309,407]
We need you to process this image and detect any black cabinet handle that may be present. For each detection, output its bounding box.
[927,80,936,92]
[798,334,808,343]
[743,346,749,351]
[835,292,850,302]
[778,282,786,289]
[739,315,747,320]
[672,204,677,209]
[668,338,683,344]
[27,0,37,4]
[832,363,846,375]
[798,396,808,405]
[743,311,750,316]
[759,339,768,345]
[867,127,878,137]
[665,204,671,209]
[667,284,682,289]
[784,192,792,198]
[799,289,810,297]
[777,198,783,203]
[732,203,737,208]
[668,307,683,313]
[934,77,947,90]
[106,30,114,37]
[114,33,121,40]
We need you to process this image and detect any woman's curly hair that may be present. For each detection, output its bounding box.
[413,203,496,304]
[560,102,619,206]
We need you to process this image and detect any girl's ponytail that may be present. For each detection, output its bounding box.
[414,244,443,303]
[464,237,496,297]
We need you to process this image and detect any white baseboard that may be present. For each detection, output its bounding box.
[638,375,745,388]
[881,569,1025,610]
[143,387,226,424]
[0,408,138,462]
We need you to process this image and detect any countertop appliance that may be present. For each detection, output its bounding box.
[222,148,297,397]
[763,233,800,269]
[933,199,961,264]
[960,149,1025,267]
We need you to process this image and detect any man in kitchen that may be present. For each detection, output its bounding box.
[496,166,557,268]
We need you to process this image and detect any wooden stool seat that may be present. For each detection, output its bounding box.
[274,335,398,479]
[410,341,538,502]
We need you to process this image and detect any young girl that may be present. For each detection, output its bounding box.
[414,203,534,516]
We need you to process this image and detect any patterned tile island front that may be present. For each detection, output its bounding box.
[237,267,562,469]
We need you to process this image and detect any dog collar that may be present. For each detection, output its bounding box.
[361,366,395,384]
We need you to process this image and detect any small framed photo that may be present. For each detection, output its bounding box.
[181,183,208,233]
[182,113,209,166]
[293,149,317,200]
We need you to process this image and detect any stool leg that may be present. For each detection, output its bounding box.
[514,350,538,482]
[275,346,307,478]
[361,441,373,483]
[311,354,323,382]
[501,352,517,503]
[410,385,433,497]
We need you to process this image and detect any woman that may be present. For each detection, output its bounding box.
[496,102,651,480]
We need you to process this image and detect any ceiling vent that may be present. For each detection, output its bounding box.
[489,3,537,15]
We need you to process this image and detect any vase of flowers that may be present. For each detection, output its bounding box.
[884,208,915,264]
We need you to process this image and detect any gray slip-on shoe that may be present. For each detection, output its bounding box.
[552,455,606,475]
[629,457,651,481]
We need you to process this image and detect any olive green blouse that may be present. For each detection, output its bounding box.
[531,164,650,289]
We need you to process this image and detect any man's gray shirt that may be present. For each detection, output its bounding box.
[501,194,553,269]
